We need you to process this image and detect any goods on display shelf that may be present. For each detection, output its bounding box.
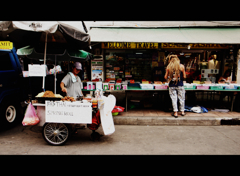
[96,82,103,90]
[196,84,210,89]
[154,84,168,89]
[224,85,238,90]
[140,84,154,90]
[115,83,121,90]
[184,83,196,89]
[109,83,115,90]
[87,82,93,90]
[193,80,201,84]
[154,81,162,84]
[103,83,109,90]
[84,84,95,90]
[122,84,128,90]
[209,84,224,90]
[128,82,140,87]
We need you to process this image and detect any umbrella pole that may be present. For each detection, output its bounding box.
[54,55,57,94]
[42,32,48,92]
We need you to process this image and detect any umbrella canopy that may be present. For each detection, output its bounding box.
[17,45,93,62]
[0,21,90,49]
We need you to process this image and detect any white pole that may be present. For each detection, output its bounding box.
[54,55,57,94]
[42,32,48,92]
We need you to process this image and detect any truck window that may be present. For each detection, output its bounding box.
[0,52,13,70]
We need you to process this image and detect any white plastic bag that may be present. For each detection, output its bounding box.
[99,95,116,135]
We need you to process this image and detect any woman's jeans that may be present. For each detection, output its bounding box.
[169,86,185,112]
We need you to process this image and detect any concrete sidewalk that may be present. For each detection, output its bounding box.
[113,109,240,126]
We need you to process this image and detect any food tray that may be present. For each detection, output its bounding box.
[154,85,168,89]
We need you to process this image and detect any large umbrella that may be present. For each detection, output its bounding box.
[0,21,90,91]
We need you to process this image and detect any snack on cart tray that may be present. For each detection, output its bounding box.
[61,96,76,102]
[35,90,63,103]
[36,90,63,98]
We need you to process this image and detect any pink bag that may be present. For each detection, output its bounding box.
[22,103,40,126]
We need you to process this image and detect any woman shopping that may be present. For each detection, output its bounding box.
[164,55,186,118]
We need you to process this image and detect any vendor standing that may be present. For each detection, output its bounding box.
[60,62,84,99]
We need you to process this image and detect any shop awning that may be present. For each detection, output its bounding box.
[89,27,240,44]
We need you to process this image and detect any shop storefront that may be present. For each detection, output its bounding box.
[99,42,236,84]
[102,42,160,82]
[88,27,240,111]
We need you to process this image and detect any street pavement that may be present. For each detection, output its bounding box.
[0,124,239,155]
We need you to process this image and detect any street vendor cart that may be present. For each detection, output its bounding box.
[28,91,115,146]
[30,95,101,145]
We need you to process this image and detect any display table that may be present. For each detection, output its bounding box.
[82,87,240,112]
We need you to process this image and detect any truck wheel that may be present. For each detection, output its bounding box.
[0,101,19,128]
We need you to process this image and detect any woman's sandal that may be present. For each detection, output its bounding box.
[181,113,186,116]
[171,112,178,118]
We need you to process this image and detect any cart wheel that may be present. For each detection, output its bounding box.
[42,123,70,146]
[91,131,100,141]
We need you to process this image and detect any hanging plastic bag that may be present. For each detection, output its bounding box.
[22,102,40,126]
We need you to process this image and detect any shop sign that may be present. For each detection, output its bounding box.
[161,43,229,49]
[102,42,158,49]
[45,101,92,124]
[0,41,13,50]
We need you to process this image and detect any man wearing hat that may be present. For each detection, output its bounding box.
[60,62,84,99]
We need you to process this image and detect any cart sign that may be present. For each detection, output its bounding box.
[45,101,92,124]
